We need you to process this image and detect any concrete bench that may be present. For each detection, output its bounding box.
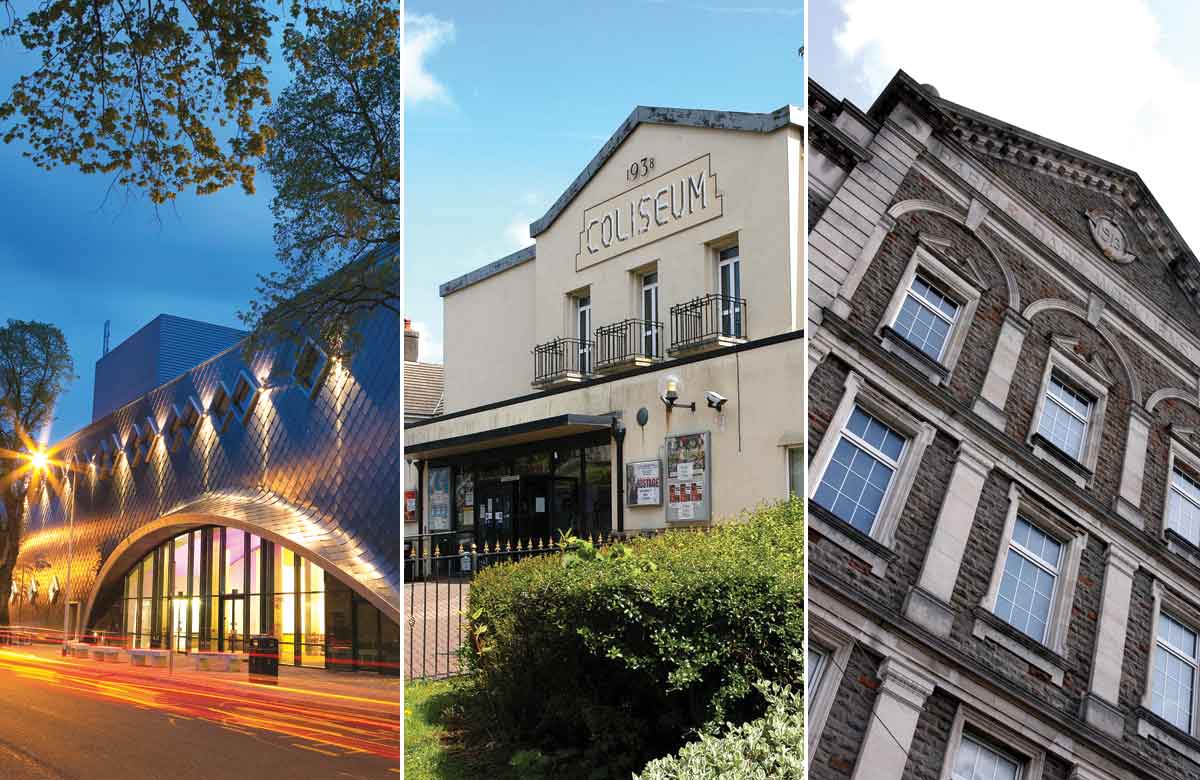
[129,648,169,668]
[66,642,92,659]
[90,646,121,663]
[192,652,246,672]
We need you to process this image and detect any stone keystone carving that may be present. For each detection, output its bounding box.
[1086,209,1136,264]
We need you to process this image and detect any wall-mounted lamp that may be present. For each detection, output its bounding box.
[660,375,695,412]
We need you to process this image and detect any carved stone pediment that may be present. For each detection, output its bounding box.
[1086,209,1136,265]
[1050,336,1114,387]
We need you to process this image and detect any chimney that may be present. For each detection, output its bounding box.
[404,319,419,362]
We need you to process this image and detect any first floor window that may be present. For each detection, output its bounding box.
[576,294,592,373]
[787,447,803,496]
[994,517,1062,644]
[812,406,906,534]
[952,735,1021,780]
[1167,467,1200,547]
[1037,375,1092,460]
[1152,613,1199,733]
[892,273,960,361]
[807,646,828,703]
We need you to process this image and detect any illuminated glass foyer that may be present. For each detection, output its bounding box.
[120,526,399,672]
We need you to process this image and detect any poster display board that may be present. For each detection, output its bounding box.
[625,459,662,507]
[665,432,711,522]
[428,466,452,531]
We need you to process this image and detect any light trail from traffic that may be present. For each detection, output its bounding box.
[0,645,400,762]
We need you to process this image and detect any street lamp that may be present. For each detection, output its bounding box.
[25,447,76,655]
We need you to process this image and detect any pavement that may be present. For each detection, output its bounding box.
[403,580,468,679]
[0,642,400,779]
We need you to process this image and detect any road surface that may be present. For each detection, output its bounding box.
[0,644,399,779]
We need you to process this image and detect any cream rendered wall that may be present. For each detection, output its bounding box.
[533,123,802,353]
[442,259,536,412]
[405,337,803,526]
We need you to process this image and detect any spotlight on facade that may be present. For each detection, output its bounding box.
[29,450,48,471]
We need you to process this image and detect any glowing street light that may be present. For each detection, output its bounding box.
[28,450,48,471]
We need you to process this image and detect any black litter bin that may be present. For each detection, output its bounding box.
[248,635,279,684]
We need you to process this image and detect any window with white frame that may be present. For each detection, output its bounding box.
[1027,341,1111,486]
[1152,613,1199,733]
[1167,466,1200,548]
[576,294,592,374]
[717,246,743,338]
[994,517,1062,644]
[787,446,803,496]
[951,734,1023,780]
[807,646,828,703]
[892,273,961,361]
[641,272,659,357]
[975,485,1087,684]
[811,405,906,535]
[808,372,935,576]
[876,243,982,384]
[1037,374,1093,461]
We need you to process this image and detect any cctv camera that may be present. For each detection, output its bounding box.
[705,391,728,411]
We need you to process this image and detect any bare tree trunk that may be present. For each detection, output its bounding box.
[0,490,26,629]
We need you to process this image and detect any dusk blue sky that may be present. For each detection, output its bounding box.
[0,22,295,441]
[404,1,803,364]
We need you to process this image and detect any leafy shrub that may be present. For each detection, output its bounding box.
[635,681,804,780]
[461,498,804,778]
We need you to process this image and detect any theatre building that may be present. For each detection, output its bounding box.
[808,71,1200,779]
[405,105,805,549]
[10,284,400,672]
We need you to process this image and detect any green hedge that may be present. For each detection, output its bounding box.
[635,681,804,780]
[462,498,804,777]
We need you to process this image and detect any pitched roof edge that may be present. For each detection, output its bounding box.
[439,244,536,297]
[528,104,801,239]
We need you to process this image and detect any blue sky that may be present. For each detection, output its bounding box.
[0,22,295,440]
[810,0,1200,255]
[403,1,804,363]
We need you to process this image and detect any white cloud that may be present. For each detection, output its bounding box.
[504,216,533,252]
[408,319,444,364]
[830,0,1200,247]
[403,12,455,105]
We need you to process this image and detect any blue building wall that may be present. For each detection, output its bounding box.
[16,308,400,636]
[93,315,247,421]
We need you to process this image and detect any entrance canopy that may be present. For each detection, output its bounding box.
[405,413,616,461]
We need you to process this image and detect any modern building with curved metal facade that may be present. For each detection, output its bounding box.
[10,305,400,672]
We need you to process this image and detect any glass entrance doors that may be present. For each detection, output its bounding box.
[220,594,246,652]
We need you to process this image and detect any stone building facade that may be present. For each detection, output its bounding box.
[808,70,1200,780]
[405,104,805,550]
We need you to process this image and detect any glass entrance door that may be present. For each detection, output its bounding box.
[476,480,518,548]
[220,594,246,652]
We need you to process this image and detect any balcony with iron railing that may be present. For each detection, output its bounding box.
[594,319,663,372]
[669,294,748,354]
[532,337,596,387]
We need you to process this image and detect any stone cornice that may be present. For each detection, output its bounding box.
[935,97,1200,305]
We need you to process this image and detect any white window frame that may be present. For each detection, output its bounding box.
[717,245,743,339]
[938,704,1043,780]
[975,483,1087,685]
[576,293,592,374]
[806,616,854,755]
[641,271,659,357]
[1027,341,1110,488]
[292,338,331,397]
[877,244,981,386]
[808,371,935,575]
[1162,433,1200,564]
[1139,582,1200,759]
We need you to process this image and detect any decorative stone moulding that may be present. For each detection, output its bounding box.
[1086,209,1136,264]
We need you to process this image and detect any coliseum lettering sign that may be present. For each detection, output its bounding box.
[576,154,722,270]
